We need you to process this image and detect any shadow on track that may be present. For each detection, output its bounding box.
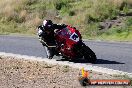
[95,59,124,64]
[56,57,124,64]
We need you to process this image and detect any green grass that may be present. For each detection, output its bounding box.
[0,0,132,41]
[97,17,132,41]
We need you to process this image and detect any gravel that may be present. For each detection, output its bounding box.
[0,55,131,88]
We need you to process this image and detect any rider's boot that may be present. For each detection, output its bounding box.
[45,47,54,59]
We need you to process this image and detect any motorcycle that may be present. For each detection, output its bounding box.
[41,25,97,63]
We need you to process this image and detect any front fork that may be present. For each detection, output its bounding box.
[73,40,85,57]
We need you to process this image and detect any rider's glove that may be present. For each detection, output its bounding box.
[37,28,43,37]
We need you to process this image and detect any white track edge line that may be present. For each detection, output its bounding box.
[0,52,132,77]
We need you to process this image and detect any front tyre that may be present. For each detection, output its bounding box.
[82,45,97,63]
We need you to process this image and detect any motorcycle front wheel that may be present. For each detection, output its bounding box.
[81,44,97,63]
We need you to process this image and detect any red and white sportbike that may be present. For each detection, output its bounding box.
[42,25,97,63]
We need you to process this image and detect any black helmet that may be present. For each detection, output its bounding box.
[43,20,53,29]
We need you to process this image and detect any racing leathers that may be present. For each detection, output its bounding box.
[37,24,67,59]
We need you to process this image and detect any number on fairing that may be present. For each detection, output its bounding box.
[69,32,79,42]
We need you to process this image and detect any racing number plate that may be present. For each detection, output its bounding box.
[69,32,79,42]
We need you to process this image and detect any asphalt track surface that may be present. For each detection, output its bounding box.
[0,35,132,73]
